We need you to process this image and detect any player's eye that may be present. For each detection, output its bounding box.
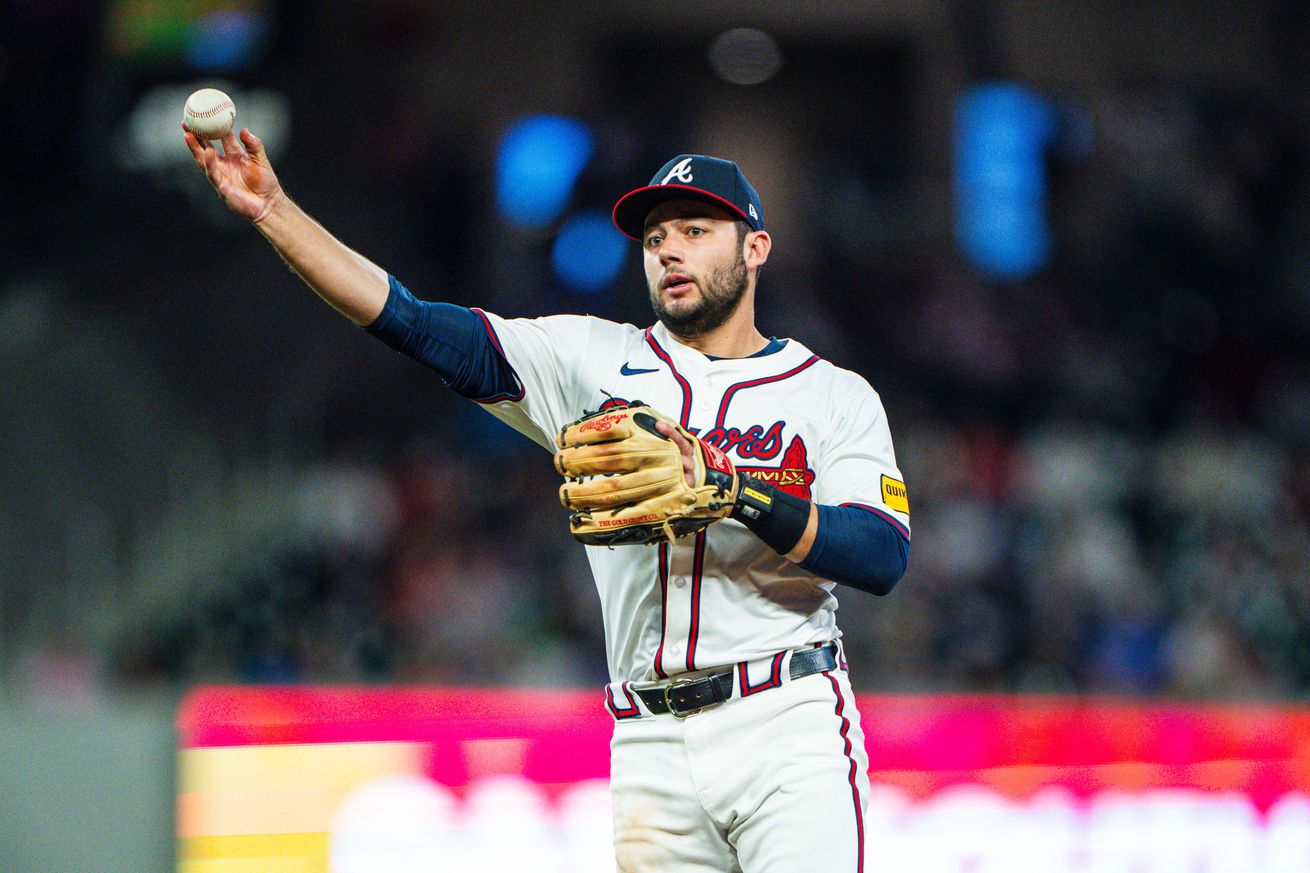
[645,233,663,247]
[687,226,705,237]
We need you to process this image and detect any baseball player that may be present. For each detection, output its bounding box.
[184,125,910,872]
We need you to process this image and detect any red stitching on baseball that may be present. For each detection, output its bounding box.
[187,101,233,119]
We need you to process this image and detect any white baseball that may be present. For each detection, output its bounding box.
[183,88,236,141]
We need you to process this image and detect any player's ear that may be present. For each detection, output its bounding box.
[744,230,771,270]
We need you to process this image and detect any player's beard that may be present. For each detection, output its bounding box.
[649,248,749,339]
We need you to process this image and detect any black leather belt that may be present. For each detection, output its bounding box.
[635,644,839,718]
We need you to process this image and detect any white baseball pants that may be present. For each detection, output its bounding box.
[609,668,870,872]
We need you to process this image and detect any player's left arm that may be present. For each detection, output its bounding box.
[730,485,908,596]
[788,382,910,593]
[789,503,909,595]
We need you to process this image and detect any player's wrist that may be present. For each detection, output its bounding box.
[251,186,290,227]
[730,471,810,555]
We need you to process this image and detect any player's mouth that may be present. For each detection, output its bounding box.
[661,273,695,296]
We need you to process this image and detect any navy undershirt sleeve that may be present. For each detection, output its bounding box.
[799,504,909,596]
[365,275,520,401]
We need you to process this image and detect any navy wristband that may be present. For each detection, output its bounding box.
[731,472,810,555]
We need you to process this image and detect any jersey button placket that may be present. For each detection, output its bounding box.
[695,374,713,414]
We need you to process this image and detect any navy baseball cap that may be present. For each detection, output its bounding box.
[612,154,764,241]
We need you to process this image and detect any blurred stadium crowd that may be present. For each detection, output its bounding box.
[3,3,1309,703]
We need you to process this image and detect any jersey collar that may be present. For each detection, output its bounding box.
[649,321,796,366]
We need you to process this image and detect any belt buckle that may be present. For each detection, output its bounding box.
[662,677,699,719]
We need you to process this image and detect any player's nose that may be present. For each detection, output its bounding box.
[657,242,684,265]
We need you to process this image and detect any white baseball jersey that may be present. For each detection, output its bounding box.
[471,313,910,688]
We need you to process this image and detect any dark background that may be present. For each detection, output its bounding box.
[3,1,1309,701]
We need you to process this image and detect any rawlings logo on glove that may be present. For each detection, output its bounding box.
[578,412,625,434]
[554,400,740,546]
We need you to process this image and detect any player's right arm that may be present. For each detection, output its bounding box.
[183,126,388,325]
[184,125,592,449]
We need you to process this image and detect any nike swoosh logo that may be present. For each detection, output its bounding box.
[620,363,659,376]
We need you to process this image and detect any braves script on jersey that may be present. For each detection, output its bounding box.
[470,314,910,694]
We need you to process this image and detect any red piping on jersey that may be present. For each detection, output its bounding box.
[645,330,702,675]
[714,355,820,429]
[841,501,911,541]
[644,330,693,427]
[738,651,785,696]
[825,671,865,872]
[652,542,670,679]
[686,531,706,672]
[469,308,526,403]
[605,682,641,719]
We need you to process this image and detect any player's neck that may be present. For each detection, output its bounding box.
[669,303,768,359]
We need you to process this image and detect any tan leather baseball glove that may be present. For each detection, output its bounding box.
[554,400,740,546]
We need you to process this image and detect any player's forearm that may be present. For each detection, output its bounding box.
[784,504,819,563]
[797,504,909,595]
[733,475,907,594]
[253,192,389,325]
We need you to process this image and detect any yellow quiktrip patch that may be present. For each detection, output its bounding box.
[742,487,773,506]
[881,475,909,514]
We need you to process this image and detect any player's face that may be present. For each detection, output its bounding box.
[642,200,749,338]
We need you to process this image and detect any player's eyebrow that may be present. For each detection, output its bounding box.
[643,212,718,234]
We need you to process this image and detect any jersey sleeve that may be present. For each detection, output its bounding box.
[470,310,599,452]
[811,378,911,542]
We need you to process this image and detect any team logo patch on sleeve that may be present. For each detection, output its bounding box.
[881,475,909,514]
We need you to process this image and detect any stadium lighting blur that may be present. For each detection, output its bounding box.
[495,116,594,229]
[708,28,784,85]
[954,83,1056,281]
[551,210,627,293]
[105,0,272,70]
[185,10,271,71]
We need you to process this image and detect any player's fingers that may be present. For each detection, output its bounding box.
[240,128,269,164]
[220,129,241,156]
[657,421,693,457]
[655,421,697,486]
[193,134,219,172]
[182,124,208,158]
[184,129,220,178]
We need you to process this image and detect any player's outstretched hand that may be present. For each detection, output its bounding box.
[183,125,283,223]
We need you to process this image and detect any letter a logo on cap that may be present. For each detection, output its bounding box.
[660,158,694,185]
